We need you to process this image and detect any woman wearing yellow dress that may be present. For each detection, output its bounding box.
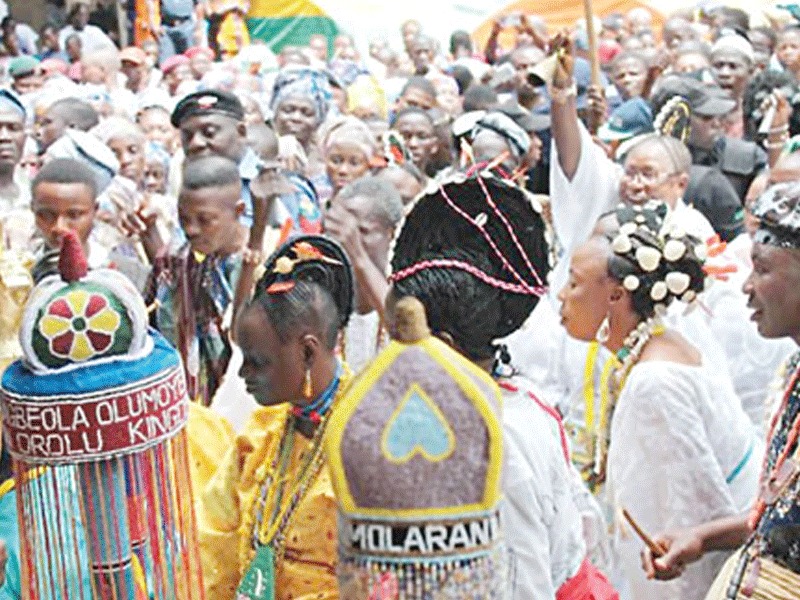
[196,234,355,600]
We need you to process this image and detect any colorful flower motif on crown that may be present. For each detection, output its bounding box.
[32,285,133,368]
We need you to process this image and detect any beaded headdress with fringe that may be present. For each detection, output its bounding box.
[0,231,202,599]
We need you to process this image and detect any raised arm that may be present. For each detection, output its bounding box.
[549,35,582,180]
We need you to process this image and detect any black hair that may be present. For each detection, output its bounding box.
[713,7,750,34]
[742,70,800,141]
[391,248,510,361]
[463,84,498,112]
[246,122,278,160]
[598,204,706,319]
[391,175,551,355]
[0,444,11,485]
[378,161,426,186]
[253,235,354,350]
[390,105,434,129]
[48,98,99,132]
[399,76,437,100]
[32,158,98,199]
[336,175,404,227]
[181,155,240,191]
[449,65,473,96]
[253,279,341,349]
[611,51,649,73]
[449,30,473,56]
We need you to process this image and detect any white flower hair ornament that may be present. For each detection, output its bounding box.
[606,202,731,318]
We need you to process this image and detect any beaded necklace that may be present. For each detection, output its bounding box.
[749,358,800,530]
[590,316,665,489]
[290,361,342,424]
[245,367,344,567]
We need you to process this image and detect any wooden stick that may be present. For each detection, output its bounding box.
[581,0,603,135]
[622,508,668,558]
[582,0,601,87]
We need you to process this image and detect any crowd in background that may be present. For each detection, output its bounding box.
[0,1,800,599]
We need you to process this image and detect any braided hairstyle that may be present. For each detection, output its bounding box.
[390,173,551,361]
[392,248,513,361]
[600,202,707,319]
[252,235,354,350]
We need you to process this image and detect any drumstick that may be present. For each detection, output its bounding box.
[622,508,668,558]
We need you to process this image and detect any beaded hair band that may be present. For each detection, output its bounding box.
[389,258,543,295]
[266,241,343,295]
[397,178,547,297]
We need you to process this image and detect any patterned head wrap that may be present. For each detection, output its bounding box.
[751,181,800,249]
[321,116,377,160]
[270,67,333,125]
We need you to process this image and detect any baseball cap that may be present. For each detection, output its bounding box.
[653,76,736,117]
[598,97,654,142]
[120,46,146,65]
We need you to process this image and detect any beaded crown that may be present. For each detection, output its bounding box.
[0,232,201,599]
[327,298,507,598]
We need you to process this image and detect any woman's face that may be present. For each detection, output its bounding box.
[325,141,370,192]
[274,97,319,145]
[108,134,146,184]
[237,304,306,407]
[557,237,616,342]
[394,112,439,171]
[138,109,176,151]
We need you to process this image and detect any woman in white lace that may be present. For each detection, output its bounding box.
[558,202,762,600]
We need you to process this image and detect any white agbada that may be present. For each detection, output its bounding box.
[499,376,586,599]
[607,360,762,600]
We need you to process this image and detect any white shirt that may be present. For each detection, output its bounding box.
[607,360,762,600]
[344,310,384,375]
[500,376,586,599]
[58,25,115,54]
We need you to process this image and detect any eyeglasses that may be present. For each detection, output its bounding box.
[621,169,680,186]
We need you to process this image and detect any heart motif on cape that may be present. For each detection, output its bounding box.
[381,384,456,464]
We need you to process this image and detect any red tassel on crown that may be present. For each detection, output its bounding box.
[58,230,88,283]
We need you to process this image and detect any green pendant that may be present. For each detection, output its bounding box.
[237,544,276,600]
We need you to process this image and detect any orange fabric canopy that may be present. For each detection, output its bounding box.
[473,0,665,49]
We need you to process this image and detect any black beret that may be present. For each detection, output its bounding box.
[170,89,245,127]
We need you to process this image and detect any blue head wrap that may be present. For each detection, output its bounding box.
[270,67,333,124]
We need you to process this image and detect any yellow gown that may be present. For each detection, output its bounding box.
[195,369,352,600]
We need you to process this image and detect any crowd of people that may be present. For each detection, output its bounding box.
[0,1,799,599]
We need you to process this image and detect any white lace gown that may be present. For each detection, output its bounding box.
[500,376,587,599]
[606,360,762,600]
